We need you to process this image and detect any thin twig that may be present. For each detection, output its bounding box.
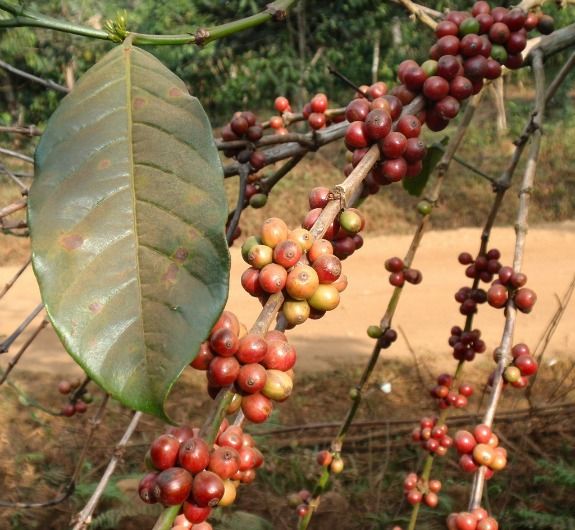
[0,58,69,93]
[0,163,29,192]
[0,303,44,353]
[433,145,497,184]
[223,121,348,177]
[259,153,305,194]
[397,0,438,31]
[0,256,31,300]
[328,65,369,97]
[71,410,142,530]
[226,165,249,245]
[0,318,48,385]
[0,146,34,163]
[468,49,546,512]
[0,198,27,220]
[398,326,428,390]
[526,274,575,404]
[0,124,42,136]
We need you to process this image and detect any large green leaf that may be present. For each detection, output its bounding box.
[29,41,230,419]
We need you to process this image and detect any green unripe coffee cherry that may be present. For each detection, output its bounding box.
[367,325,383,339]
[459,18,480,36]
[339,209,362,234]
[417,200,433,216]
[491,45,508,64]
[349,387,359,400]
[241,235,260,262]
[249,193,268,208]
[81,392,93,404]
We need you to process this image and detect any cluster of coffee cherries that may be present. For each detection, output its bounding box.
[411,416,453,457]
[455,248,503,314]
[302,93,330,130]
[494,342,538,388]
[316,449,344,474]
[343,87,427,188]
[403,472,442,508]
[447,507,499,530]
[57,379,92,417]
[394,3,554,133]
[220,111,266,172]
[384,256,422,287]
[190,310,294,423]
[303,186,366,260]
[270,96,291,135]
[449,326,486,362]
[430,372,474,409]
[287,488,312,518]
[139,422,263,527]
[366,325,398,350]
[454,423,507,476]
[486,265,537,313]
[241,217,348,327]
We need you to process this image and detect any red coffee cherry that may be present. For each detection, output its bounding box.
[153,467,193,506]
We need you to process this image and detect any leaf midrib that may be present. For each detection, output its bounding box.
[123,44,149,392]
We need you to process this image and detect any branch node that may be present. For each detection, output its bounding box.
[266,2,288,21]
[194,28,210,46]
[328,186,347,210]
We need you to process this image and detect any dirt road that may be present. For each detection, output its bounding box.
[1,223,574,380]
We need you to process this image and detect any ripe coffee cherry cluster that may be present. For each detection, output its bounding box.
[448,326,486,362]
[395,3,553,134]
[316,449,344,474]
[139,422,264,526]
[220,111,266,172]
[454,424,507,476]
[343,91,427,189]
[241,217,348,326]
[304,187,366,259]
[430,372,474,409]
[411,416,453,457]
[384,256,422,287]
[498,342,538,388]
[455,248,502,307]
[190,310,294,423]
[57,379,92,417]
[302,93,330,130]
[403,472,442,508]
[447,508,499,530]
[486,265,537,313]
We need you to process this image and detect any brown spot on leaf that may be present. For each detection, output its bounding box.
[89,302,103,314]
[133,96,146,109]
[169,86,185,98]
[162,263,179,284]
[61,234,84,250]
[98,159,112,170]
[173,247,188,263]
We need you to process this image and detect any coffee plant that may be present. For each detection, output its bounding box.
[0,0,574,529]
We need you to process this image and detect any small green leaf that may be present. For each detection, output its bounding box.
[29,42,230,419]
[402,136,449,197]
